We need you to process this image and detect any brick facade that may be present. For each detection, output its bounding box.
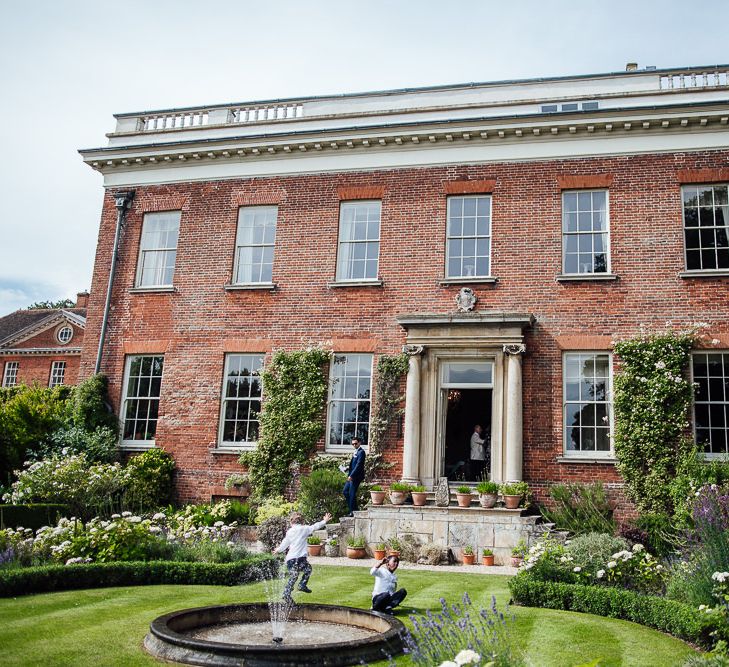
[79,150,729,509]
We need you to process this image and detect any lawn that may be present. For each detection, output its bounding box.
[0,566,697,666]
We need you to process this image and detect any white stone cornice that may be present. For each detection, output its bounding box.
[0,347,82,356]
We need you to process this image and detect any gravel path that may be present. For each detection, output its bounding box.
[307,555,517,576]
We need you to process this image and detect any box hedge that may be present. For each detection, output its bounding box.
[509,573,725,649]
[0,555,278,597]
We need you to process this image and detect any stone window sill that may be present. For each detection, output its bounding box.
[119,443,157,452]
[224,283,276,291]
[557,456,616,465]
[327,280,383,288]
[129,286,176,294]
[556,273,618,283]
[679,270,729,279]
[439,277,498,286]
[211,446,255,454]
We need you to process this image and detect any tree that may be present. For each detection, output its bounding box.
[27,299,75,309]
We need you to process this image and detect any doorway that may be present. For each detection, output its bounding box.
[444,388,492,481]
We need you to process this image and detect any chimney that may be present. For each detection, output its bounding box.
[625,62,638,72]
[76,291,90,309]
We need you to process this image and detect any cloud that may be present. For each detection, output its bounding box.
[0,278,75,316]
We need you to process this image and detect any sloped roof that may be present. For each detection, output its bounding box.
[0,308,87,348]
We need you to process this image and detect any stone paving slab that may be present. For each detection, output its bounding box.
[307,555,517,576]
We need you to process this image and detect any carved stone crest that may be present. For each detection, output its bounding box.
[434,476,451,507]
[455,287,477,312]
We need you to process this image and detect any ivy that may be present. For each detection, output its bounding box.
[613,332,695,515]
[366,352,409,480]
[240,348,330,497]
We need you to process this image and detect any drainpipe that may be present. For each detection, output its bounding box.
[95,190,135,374]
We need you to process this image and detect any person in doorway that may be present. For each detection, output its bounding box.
[274,511,332,603]
[343,436,366,516]
[470,424,486,481]
[370,555,407,614]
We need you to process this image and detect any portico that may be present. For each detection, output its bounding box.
[397,312,534,487]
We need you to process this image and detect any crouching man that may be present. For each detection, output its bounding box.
[370,555,407,614]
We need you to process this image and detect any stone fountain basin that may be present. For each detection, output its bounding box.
[144,602,405,666]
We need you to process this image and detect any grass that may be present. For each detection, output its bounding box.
[0,565,697,666]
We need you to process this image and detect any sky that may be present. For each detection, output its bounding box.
[1,0,728,315]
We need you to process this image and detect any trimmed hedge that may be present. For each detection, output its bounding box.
[509,573,725,649]
[0,504,69,530]
[0,555,278,597]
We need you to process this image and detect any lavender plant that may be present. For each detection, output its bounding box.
[400,593,524,667]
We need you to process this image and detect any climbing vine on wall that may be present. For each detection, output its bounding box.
[613,331,695,515]
[365,352,410,480]
[240,348,330,497]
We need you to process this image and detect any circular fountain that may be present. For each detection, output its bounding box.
[144,602,405,666]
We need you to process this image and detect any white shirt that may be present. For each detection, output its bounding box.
[370,565,398,597]
[275,520,325,561]
[470,432,486,460]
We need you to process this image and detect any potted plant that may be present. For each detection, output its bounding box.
[387,536,401,558]
[482,548,495,566]
[369,484,387,505]
[455,485,474,508]
[373,541,387,560]
[389,482,411,505]
[306,535,322,556]
[500,481,529,509]
[510,539,527,567]
[476,480,499,508]
[462,545,476,565]
[410,484,427,506]
[346,535,367,559]
[325,537,339,557]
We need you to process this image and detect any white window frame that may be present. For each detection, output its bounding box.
[218,353,264,451]
[445,195,492,279]
[562,190,611,275]
[232,206,278,285]
[120,354,164,447]
[691,351,729,458]
[135,211,180,288]
[56,325,73,345]
[681,184,729,272]
[49,361,66,388]
[335,201,381,282]
[562,351,613,459]
[326,353,373,452]
[2,361,19,387]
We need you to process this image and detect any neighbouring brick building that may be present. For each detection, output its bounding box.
[79,65,729,509]
[0,293,88,388]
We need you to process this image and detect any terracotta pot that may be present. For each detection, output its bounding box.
[510,556,523,567]
[482,555,495,566]
[373,549,386,560]
[306,544,322,557]
[390,491,407,505]
[462,553,476,565]
[503,494,522,509]
[387,549,400,559]
[370,490,386,505]
[456,493,473,508]
[479,493,498,508]
[411,491,427,506]
[347,547,367,559]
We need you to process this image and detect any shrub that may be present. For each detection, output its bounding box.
[123,449,175,512]
[566,532,629,574]
[170,541,250,564]
[501,481,529,497]
[253,496,296,526]
[47,425,118,464]
[540,482,615,535]
[223,473,250,491]
[671,449,729,527]
[633,512,680,557]
[257,516,288,552]
[296,468,348,523]
[476,481,499,494]
[309,455,347,473]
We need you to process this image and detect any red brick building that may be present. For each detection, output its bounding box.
[0,293,88,389]
[79,65,729,507]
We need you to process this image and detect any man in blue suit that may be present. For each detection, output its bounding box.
[343,436,366,516]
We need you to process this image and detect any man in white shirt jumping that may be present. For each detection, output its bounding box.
[370,555,407,614]
[274,511,332,603]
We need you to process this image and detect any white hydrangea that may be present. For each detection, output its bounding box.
[573,566,581,573]
[632,543,644,552]
[454,649,481,665]
[607,561,617,569]
[711,572,729,583]
[596,570,605,579]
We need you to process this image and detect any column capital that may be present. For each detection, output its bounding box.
[402,344,424,356]
[503,343,526,356]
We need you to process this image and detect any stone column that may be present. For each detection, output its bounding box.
[401,344,424,484]
[503,344,526,482]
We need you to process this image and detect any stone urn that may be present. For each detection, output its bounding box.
[479,493,498,508]
[503,495,522,509]
[411,491,427,506]
[370,489,386,505]
[325,541,340,557]
[389,491,408,505]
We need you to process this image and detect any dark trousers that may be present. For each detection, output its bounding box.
[470,459,486,481]
[372,588,407,613]
[343,479,361,513]
[283,557,312,597]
